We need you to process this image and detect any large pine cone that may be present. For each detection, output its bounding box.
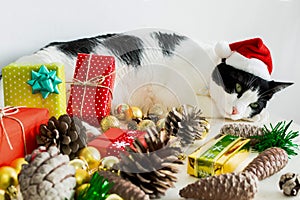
[19,146,76,200]
[165,104,209,146]
[243,147,288,180]
[98,170,149,200]
[179,172,258,200]
[37,114,87,159]
[113,127,183,199]
[220,123,263,145]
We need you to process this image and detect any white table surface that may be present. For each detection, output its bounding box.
[161,114,300,200]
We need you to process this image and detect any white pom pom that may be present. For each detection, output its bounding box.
[214,41,232,58]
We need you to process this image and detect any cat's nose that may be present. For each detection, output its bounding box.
[232,107,239,115]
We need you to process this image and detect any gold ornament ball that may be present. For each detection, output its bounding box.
[69,158,89,171]
[0,166,18,190]
[106,193,124,200]
[10,157,28,174]
[156,118,166,131]
[114,103,133,121]
[127,120,138,130]
[138,119,156,131]
[0,189,5,200]
[148,104,166,118]
[101,156,120,170]
[75,169,90,187]
[78,146,101,171]
[101,115,120,132]
[131,106,143,119]
[75,183,90,197]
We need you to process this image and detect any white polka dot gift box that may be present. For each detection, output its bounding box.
[67,53,115,127]
[2,63,66,118]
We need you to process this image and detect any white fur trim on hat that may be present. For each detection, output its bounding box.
[214,41,232,58]
[226,52,271,80]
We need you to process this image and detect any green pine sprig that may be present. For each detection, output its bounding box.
[251,120,299,157]
[77,172,114,200]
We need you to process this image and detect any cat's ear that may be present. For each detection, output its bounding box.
[267,80,294,96]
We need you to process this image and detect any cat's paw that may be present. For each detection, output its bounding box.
[245,109,269,123]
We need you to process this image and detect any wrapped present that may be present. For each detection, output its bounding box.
[2,63,66,118]
[0,107,49,166]
[187,134,250,178]
[88,128,146,158]
[67,53,115,127]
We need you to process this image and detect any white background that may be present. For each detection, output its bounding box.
[0,0,299,123]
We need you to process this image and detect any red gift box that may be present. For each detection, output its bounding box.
[88,128,146,158]
[67,53,115,127]
[0,107,49,166]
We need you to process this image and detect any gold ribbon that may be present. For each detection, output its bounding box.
[66,54,116,119]
[0,106,27,155]
[70,74,114,96]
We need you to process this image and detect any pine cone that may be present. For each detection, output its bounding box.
[179,172,258,200]
[98,170,149,200]
[19,146,76,200]
[37,114,87,159]
[243,147,288,180]
[279,172,300,196]
[220,123,263,145]
[165,104,209,146]
[113,127,183,199]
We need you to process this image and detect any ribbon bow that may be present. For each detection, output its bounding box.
[27,65,62,99]
[72,75,113,93]
[0,106,27,154]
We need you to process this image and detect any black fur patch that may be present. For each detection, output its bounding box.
[101,34,144,67]
[44,34,116,56]
[152,31,186,56]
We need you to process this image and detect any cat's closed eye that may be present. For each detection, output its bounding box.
[235,83,242,93]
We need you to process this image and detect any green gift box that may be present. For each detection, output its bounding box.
[2,63,66,118]
[187,134,250,178]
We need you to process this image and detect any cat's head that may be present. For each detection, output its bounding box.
[210,61,293,121]
[210,37,293,121]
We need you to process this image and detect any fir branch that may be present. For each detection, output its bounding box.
[251,120,299,157]
[77,172,114,200]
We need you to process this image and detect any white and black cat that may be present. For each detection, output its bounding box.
[2,28,293,122]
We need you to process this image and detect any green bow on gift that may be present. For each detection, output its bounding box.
[27,65,62,99]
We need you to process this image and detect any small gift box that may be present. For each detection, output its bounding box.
[88,128,146,158]
[67,53,115,127]
[187,134,250,178]
[0,107,49,166]
[2,63,66,118]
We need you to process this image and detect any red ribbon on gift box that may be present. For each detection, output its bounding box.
[0,106,27,154]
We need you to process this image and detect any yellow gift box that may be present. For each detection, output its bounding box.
[2,63,66,118]
[187,134,250,178]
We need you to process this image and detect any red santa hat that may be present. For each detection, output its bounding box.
[214,38,272,80]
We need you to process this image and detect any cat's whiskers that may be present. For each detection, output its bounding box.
[259,88,274,98]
